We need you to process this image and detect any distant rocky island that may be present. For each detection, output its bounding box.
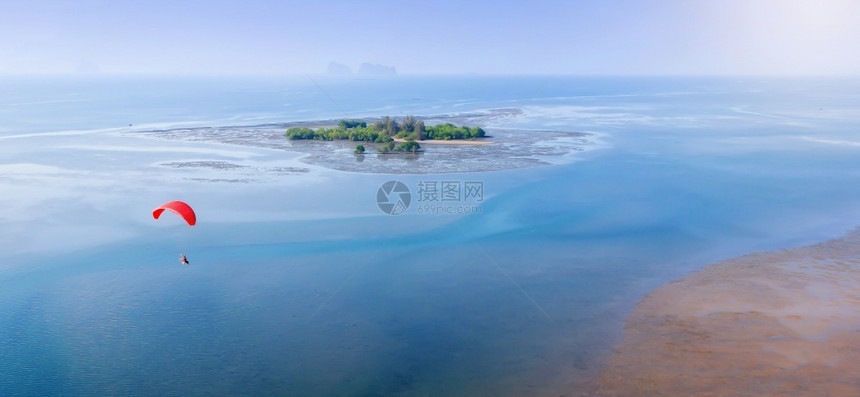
[326,62,396,76]
[285,116,486,154]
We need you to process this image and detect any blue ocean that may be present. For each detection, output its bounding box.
[1,75,859,395]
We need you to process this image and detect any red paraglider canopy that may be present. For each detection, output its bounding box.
[152,200,196,226]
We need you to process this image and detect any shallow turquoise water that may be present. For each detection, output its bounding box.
[1,76,859,395]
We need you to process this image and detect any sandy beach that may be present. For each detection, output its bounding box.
[594,228,860,396]
[392,137,493,145]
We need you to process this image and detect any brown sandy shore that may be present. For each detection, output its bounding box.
[392,137,493,145]
[593,228,860,396]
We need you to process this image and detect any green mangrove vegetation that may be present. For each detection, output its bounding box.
[285,115,486,143]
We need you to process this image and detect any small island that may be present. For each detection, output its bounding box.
[285,115,486,153]
[144,108,590,174]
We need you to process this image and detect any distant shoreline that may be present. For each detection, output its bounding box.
[594,227,860,396]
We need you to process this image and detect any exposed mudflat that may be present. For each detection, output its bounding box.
[594,228,860,396]
[138,109,596,174]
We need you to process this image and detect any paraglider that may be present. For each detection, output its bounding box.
[153,200,196,266]
[152,200,196,226]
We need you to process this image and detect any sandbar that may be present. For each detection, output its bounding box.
[594,228,860,396]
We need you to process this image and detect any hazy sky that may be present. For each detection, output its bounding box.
[2,0,858,75]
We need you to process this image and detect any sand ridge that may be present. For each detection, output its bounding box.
[594,228,860,396]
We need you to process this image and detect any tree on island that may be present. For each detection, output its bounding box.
[339,120,366,129]
[396,139,420,153]
[422,123,485,140]
[379,141,395,153]
[377,139,420,154]
[384,117,398,136]
[354,144,366,154]
[401,115,416,133]
[416,120,427,140]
